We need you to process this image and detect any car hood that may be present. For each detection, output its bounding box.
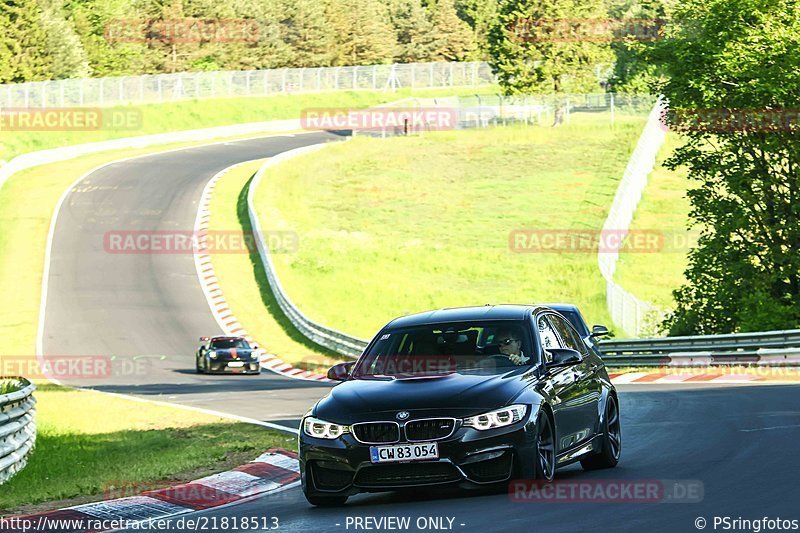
[314,368,540,421]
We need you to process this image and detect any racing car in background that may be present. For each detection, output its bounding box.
[196,336,262,374]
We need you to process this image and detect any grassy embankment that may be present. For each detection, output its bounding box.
[253,113,652,339]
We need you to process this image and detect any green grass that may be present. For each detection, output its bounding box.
[614,132,693,310]
[0,384,294,515]
[0,379,21,395]
[0,86,499,162]
[254,113,650,339]
[207,160,342,370]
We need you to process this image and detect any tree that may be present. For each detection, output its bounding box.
[455,0,496,59]
[430,0,475,61]
[38,0,91,78]
[326,0,397,66]
[66,0,162,76]
[653,0,800,334]
[0,0,54,82]
[604,0,676,93]
[388,0,438,62]
[281,0,332,67]
[486,0,612,97]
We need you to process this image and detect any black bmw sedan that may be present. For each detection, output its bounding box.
[299,304,621,506]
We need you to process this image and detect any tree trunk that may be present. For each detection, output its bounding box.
[552,76,564,127]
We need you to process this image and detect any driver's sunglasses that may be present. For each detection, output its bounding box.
[497,338,520,346]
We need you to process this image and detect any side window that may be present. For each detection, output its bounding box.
[549,314,586,354]
[537,315,560,363]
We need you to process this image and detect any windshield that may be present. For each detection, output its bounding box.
[210,338,250,349]
[353,320,535,378]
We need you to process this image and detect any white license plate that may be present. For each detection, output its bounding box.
[227,361,245,368]
[370,442,438,463]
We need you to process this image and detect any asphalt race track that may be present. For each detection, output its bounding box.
[41,132,339,427]
[115,383,800,533]
[39,133,800,532]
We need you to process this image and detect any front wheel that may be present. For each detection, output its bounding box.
[195,356,204,374]
[581,394,621,470]
[534,412,555,481]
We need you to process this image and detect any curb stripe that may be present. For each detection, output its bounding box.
[1,449,300,532]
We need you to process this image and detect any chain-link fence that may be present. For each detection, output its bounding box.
[598,99,667,337]
[0,62,496,109]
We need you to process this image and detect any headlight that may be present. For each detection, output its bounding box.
[463,405,527,430]
[209,351,218,359]
[302,416,350,439]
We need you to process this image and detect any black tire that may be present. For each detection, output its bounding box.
[534,412,556,481]
[581,394,621,470]
[195,357,204,374]
[304,493,348,507]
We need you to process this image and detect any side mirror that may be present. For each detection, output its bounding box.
[546,348,582,368]
[590,325,610,338]
[327,362,355,381]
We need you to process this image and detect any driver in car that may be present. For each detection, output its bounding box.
[494,327,530,365]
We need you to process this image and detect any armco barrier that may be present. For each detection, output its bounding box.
[247,146,370,358]
[601,347,800,368]
[599,328,800,356]
[0,378,36,485]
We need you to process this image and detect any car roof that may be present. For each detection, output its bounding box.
[542,303,580,314]
[385,304,551,329]
[210,336,246,341]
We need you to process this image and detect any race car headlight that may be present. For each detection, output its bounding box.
[302,416,350,439]
[463,405,527,430]
[209,351,218,359]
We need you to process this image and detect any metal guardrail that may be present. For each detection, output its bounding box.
[0,378,36,485]
[247,145,370,358]
[601,347,800,368]
[599,329,800,356]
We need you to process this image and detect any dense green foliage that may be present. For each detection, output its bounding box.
[0,0,500,82]
[653,0,800,334]
[486,0,614,94]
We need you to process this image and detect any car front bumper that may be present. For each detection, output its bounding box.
[206,360,261,374]
[299,419,538,497]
